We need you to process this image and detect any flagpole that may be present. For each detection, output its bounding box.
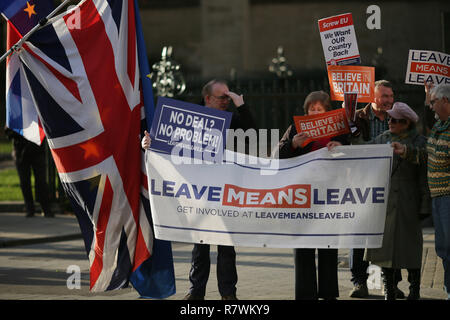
[0,0,73,63]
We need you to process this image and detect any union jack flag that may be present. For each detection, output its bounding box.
[17,0,175,297]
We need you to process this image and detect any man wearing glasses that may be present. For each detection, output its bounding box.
[185,79,256,300]
[201,79,255,130]
[392,83,450,300]
[422,84,450,300]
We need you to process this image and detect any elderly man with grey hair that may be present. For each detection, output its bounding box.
[142,79,256,300]
[392,83,450,300]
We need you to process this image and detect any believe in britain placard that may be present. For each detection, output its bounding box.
[293,109,350,146]
[327,65,375,103]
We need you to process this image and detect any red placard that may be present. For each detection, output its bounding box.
[327,65,375,102]
[293,109,350,146]
[410,62,449,77]
[318,13,354,32]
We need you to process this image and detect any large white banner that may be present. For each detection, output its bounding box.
[145,145,392,248]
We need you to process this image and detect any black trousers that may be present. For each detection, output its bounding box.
[188,244,238,297]
[382,268,420,287]
[350,248,369,285]
[294,248,339,300]
[15,144,51,216]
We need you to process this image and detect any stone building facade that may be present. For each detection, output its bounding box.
[138,0,449,81]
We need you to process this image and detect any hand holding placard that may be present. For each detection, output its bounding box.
[424,80,435,106]
[142,130,151,149]
[292,132,311,149]
[294,109,351,148]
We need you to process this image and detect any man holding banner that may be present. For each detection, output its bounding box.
[142,79,256,300]
[393,84,450,300]
[186,79,256,300]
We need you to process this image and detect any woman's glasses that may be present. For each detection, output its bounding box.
[388,117,407,124]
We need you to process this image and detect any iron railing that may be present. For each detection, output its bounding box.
[45,75,431,203]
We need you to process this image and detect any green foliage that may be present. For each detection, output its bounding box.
[0,168,29,201]
[0,140,12,155]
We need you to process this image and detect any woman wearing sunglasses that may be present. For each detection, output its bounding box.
[331,102,431,300]
[362,102,430,300]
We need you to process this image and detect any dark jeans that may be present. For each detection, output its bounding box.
[188,244,237,297]
[294,248,339,300]
[432,195,450,294]
[350,248,402,285]
[15,147,51,216]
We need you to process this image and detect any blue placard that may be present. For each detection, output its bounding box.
[149,97,232,162]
